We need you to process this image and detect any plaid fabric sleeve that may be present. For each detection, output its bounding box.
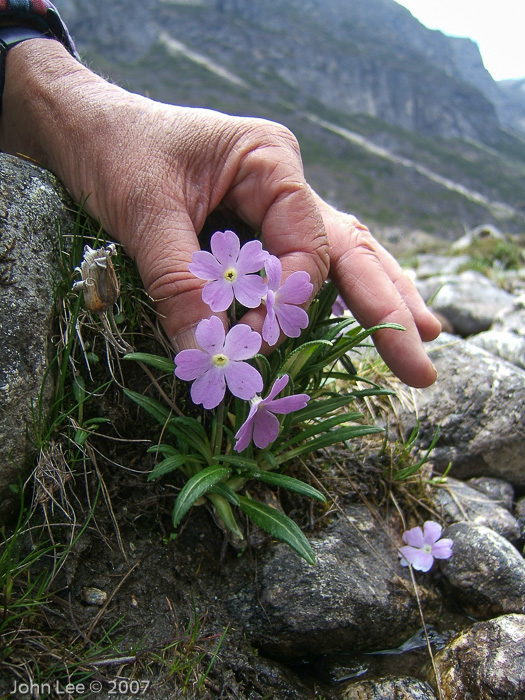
[0,0,79,58]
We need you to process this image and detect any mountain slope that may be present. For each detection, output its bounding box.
[59,0,525,238]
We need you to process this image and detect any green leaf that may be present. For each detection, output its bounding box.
[276,425,384,464]
[208,482,241,507]
[292,395,361,423]
[237,496,315,564]
[123,352,175,373]
[166,417,213,463]
[123,388,171,426]
[277,412,363,451]
[278,340,332,379]
[206,492,243,538]
[245,470,325,502]
[214,454,259,470]
[253,354,271,389]
[73,375,86,404]
[148,454,187,481]
[147,443,179,458]
[172,465,230,527]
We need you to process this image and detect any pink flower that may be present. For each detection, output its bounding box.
[174,316,263,409]
[234,374,310,451]
[262,255,313,346]
[399,521,453,572]
[189,230,268,312]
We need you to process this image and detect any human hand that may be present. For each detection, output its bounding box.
[1,41,439,388]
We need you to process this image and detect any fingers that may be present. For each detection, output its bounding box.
[222,120,329,333]
[128,209,228,350]
[315,201,440,388]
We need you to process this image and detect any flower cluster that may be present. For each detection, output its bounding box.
[399,521,453,572]
[175,230,313,451]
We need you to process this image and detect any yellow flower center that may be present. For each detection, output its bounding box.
[223,267,237,283]
[212,353,229,367]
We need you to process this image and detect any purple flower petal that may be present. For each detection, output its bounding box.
[188,250,223,280]
[223,361,263,400]
[399,546,434,572]
[402,525,425,548]
[233,273,267,308]
[265,374,290,401]
[233,374,310,452]
[332,294,348,316]
[233,401,259,453]
[277,271,313,305]
[252,407,281,448]
[234,419,254,453]
[174,349,211,381]
[236,240,268,274]
[210,229,240,267]
[275,302,309,338]
[423,520,443,545]
[432,539,454,559]
[262,291,280,345]
[191,366,227,409]
[266,393,310,414]
[223,324,262,360]
[265,255,282,292]
[195,315,226,353]
[202,278,235,312]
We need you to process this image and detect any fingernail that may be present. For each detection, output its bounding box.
[173,323,200,353]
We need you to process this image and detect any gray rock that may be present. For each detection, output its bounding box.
[230,505,436,661]
[341,676,437,700]
[431,614,525,700]
[469,329,525,369]
[416,271,515,336]
[515,497,525,542]
[440,523,525,618]
[466,476,514,511]
[0,154,75,521]
[415,254,470,279]
[492,293,525,336]
[405,333,525,487]
[431,477,520,542]
[451,224,506,252]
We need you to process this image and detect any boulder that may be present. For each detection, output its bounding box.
[440,523,525,618]
[469,329,525,369]
[0,154,75,521]
[415,271,515,336]
[431,477,520,543]
[230,504,437,661]
[431,614,525,700]
[341,676,438,699]
[404,333,525,487]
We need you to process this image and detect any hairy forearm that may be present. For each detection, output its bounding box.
[0,40,149,233]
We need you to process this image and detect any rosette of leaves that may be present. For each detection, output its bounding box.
[124,282,399,564]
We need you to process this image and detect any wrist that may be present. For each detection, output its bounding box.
[0,39,144,234]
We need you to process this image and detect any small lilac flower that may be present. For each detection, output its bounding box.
[174,316,263,409]
[332,294,348,316]
[261,255,313,346]
[189,230,268,312]
[399,521,453,572]
[234,374,310,452]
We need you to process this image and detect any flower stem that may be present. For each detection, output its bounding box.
[212,400,225,457]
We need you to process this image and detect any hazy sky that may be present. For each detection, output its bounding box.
[394,0,525,81]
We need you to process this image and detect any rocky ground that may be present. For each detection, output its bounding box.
[1,154,525,699]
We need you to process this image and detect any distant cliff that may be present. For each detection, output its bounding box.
[56,0,525,236]
[59,0,525,142]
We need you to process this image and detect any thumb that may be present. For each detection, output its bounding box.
[128,214,227,351]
